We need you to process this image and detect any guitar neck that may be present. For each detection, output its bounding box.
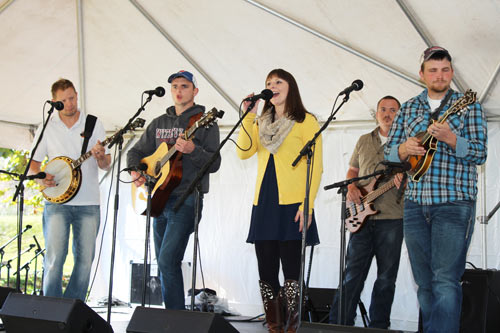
[363,178,396,204]
[158,124,199,167]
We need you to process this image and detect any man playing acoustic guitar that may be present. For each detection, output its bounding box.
[329,96,404,329]
[127,70,221,310]
[385,47,488,332]
[29,78,111,301]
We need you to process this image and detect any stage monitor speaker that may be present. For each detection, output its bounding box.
[298,322,404,332]
[126,306,238,333]
[0,287,17,309]
[460,268,500,333]
[304,288,336,323]
[0,293,113,333]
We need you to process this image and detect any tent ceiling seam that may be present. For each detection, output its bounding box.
[0,0,15,15]
[395,0,467,93]
[244,0,424,89]
[479,60,500,104]
[129,0,240,113]
[76,0,87,113]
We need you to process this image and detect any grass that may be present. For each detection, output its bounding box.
[0,214,73,294]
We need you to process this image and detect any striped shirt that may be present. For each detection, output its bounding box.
[384,89,487,205]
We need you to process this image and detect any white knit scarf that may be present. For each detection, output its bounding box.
[258,111,295,154]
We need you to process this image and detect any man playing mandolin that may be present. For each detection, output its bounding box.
[385,47,488,332]
[29,78,111,301]
[329,96,404,329]
[127,70,221,310]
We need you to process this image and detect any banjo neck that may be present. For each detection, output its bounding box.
[71,132,116,169]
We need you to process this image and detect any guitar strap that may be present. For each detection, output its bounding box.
[80,114,97,155]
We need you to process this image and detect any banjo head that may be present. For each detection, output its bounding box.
[42,156,82,203]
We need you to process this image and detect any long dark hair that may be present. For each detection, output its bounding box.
[262,69,308,123]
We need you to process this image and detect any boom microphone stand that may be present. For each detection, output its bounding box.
[106,92,158,323]
[292,87,359,324]
[0,224,32,280]
[11,102,57,292]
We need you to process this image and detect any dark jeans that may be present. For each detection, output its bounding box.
[153,194,200,309]
[404,200,475,333]
[329,218,403,329]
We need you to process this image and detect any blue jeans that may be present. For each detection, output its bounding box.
[329,218,403,329]
[153,194,199,309]
[404,200,475,333]
[42,203,100,301]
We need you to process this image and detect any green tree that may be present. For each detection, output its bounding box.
[0,148,44,214]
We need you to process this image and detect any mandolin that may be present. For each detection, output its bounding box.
[407,89,476,182]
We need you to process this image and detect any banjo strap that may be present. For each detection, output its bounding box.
[81,114,98,155]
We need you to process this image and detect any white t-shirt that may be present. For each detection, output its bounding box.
[31,111,108,205]
[427,96,441,112]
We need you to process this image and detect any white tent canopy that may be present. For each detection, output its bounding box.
[1,0,499,330]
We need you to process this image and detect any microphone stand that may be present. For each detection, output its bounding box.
[173,105,264,312]
[140,172,155,307]
[11,104,56,292]
[324,168,392,325]
[105,94,154,323]
[291,91,353,324]
[0,224,32,280]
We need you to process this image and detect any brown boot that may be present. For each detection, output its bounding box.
[283,280,300,333]
[259,280,284,333]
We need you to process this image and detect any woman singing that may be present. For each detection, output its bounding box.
[237,69,323,332]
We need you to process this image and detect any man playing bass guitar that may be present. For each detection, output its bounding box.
[127,70,221,310]
[329,96,404,329]
[385,46,488,333]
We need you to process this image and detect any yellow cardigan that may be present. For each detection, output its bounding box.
[236,112,323,213]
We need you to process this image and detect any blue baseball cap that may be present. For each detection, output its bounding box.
[167,70,197,88]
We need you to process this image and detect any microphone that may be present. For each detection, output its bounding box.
[144,86,165,97]
[380,160,412,172]
[26,172,46,180]
[123,163,148,173]
[243,89,274,102]
[46,100,64,111]
[339,80,364,96]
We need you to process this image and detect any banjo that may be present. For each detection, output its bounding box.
[41,118,145,204]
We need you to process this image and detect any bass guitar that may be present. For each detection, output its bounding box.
[136,107,223,216]
[407,89,476,182]
[345,176,396,233]
[41,118,145,203]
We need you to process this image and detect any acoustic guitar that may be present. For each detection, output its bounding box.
[407,89,476,182]
[345,175,396,233]
[41,118,145,203]
[135,107,223,216]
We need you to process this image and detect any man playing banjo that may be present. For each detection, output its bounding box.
[29,78,111,301]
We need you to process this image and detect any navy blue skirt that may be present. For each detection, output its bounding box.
[246,155,320,246]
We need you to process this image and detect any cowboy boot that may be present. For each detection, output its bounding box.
[283,279,301,333]
[259,280,284,333]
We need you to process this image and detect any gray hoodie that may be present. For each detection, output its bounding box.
[127,104,221,197]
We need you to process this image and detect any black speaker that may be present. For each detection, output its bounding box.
[460,269,500,333]
[0,287,17,309]
[304,288,336,323]
[0,293,113,332]
[126,306,238,333]
[130,262,163,306]
[298,322,404,332]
